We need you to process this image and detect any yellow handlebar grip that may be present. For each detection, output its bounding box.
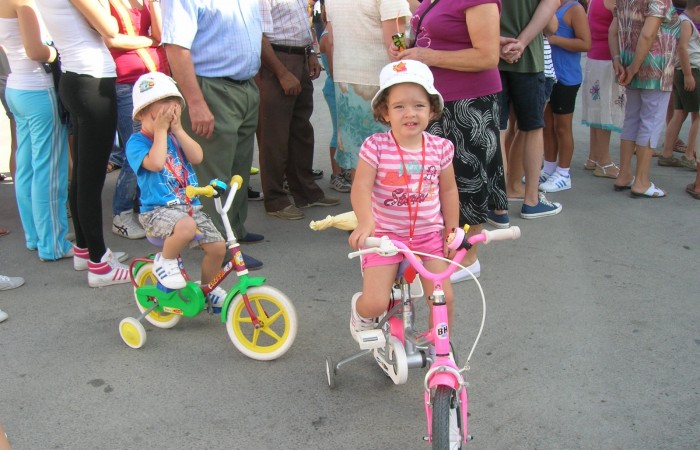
[230,175,244,190]
[185,185,215,199]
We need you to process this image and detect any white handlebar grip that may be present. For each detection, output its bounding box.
[364,237,384,248]
[484,226,521,243]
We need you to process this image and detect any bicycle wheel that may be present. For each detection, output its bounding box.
[119,317,146,349]
[133,262,182,329]
[431,385,464,450]
[225,285,297,360]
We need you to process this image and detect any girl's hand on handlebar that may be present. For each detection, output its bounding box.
[348,222,375,251]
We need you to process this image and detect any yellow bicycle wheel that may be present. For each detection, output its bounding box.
[225,286,297,360]
[133,262,182,329]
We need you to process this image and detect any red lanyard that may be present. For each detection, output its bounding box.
[141,131,192,214]
[390,131,425,247]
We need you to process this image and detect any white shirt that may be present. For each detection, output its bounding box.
[35,0,116,77]
[0,18,53,90]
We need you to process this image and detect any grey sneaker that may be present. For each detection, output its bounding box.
[0,275,25,291]
[299,196,340,208]
[112,211,146,239]
[330,174,351,193]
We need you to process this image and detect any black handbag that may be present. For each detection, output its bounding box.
[42,43,70,125]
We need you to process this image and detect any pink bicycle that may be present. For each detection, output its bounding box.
[325,225,521,449]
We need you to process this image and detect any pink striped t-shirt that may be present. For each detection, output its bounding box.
[358,131,454,237]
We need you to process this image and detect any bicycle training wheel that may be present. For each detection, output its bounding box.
[119,317,146,349]
[431,385,465,450]
[133,262,182,329]
[225,286,297,361]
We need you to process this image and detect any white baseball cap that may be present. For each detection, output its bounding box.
[132,72,185,120]
[371,60,443,112]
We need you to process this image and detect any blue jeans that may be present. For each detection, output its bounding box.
[112,82,141,215]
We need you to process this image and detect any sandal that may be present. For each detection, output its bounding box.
[613,176,635,191]
[593,162,620,179]
[583,159,597,170]
[657,155,682,167]
[630,182,666,198]
[686,183,700,199]
[673,139,687,153]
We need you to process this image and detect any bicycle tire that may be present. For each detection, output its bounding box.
[431,385,464,450]
[225,285,297,360]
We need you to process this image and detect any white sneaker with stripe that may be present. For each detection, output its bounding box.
[87,248,131,288]
[539,171,572,193]
[153,253,186,289]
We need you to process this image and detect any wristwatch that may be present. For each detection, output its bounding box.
[305,46,316,56]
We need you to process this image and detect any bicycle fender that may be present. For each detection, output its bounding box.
[220,276,266,323]
[136,282,205,317]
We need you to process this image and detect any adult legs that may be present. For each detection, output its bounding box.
[112,82,140,216]
[60,73,117,262]
[185,77,258,239]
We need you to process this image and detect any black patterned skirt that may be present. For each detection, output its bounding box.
[428,94,508,226]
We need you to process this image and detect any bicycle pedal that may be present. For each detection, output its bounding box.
[356,329,385,350]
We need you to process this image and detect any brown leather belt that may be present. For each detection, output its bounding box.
[270,43,310,55]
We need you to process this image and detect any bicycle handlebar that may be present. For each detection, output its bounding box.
[348,226,521,283]
[185,185,215,199]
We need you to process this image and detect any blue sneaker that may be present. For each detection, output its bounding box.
[242,253,263,270]
[207,286,227,314]
[486,210,510,229]
[520,193,562,219]
[238,232,265,244]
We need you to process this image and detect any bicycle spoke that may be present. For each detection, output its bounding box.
[264,309,283,327]
[260,326,282,343]
[253,299,269,320]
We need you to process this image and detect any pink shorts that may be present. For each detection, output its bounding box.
[361,231,445,269]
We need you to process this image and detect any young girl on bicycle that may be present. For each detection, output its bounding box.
[126,72,227,307]
[348,60,459,343]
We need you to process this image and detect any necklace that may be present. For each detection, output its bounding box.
[390,131,426,247]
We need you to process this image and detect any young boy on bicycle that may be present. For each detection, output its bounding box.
[126,72,227,308]
[348,60,459,343]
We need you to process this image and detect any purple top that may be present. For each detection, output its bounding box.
[411,0,502,102]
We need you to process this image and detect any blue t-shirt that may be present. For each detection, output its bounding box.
[126,132,201,213]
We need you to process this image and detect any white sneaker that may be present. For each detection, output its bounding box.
[349,292,375,343]
[522,169,551,185]
[73,246,128,271]
[153,253,186,289]
[0,275,25,291]
[450,260,481,284]
[206,286,227,313]
[87,249,131,288]
[0,308,7,323]
[539,171,571,193]
[112,211,146,239]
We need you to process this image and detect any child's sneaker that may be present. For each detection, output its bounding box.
[349,292,375,343]
[153,253,186,289]
[520,193,562,219]
[330,174,351,193]
[74,246,128,271]
[87,249,131,288]
[450,259,480,284]
[539,171,571,192]
[207,286,227,314]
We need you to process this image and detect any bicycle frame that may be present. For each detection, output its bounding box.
[344,227,520,445]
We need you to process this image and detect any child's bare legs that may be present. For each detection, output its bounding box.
[543,103,557,169]
[355,264,397,319]
[162,216,196,259]
[200,241,226,285]
[661,109,688,158]
[553,112,575,169]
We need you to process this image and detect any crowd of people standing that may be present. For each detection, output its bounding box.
[1,0,699,323]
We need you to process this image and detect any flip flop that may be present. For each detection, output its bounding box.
[0,227,9,237]
[613,176,635,191]
[630,182,666,198]
[686,183,700,199]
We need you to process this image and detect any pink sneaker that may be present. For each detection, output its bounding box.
[87,249,131,288]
